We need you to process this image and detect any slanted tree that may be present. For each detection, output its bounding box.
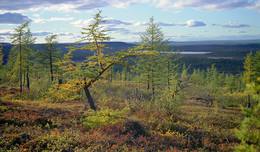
[63,10,154,111]
[8,22,30,92]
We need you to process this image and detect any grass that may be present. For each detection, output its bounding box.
[0,82,246,151]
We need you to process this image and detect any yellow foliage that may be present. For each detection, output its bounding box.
[46,82,82,102]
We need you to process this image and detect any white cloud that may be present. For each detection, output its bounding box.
[153,0,260,11]
[212,21,250,28]
[32,31,53,36]
[186,20,206,27]
[43,4,80,13]
[0,30,14,35]
[33,18,46,23]
[71,19,94,27]
[48,17,74,21]
[33,17,74,23]
[1,0,259,13]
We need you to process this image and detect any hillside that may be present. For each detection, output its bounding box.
[1,40,260,73]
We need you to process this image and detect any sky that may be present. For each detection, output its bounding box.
[0,0,260,43]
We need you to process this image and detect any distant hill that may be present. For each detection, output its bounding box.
[1,42,137,64]
[1,40,260,74]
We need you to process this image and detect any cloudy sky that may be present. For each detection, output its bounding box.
[0,0,260,43]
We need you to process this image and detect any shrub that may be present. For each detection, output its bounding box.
[234,103,260,152]
[46,83,82,102]
[81,107,129,130]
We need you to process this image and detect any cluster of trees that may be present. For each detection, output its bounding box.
[0,11,259,111]
[1,22,61,93]
[0,10,259,151]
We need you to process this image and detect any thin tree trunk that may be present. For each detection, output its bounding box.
[110,66,113,83]
[23,72,26,90]
[50,52,53,81]
[247,94,251,108]
[19,39,22,93]
[147,74,150,90]
[26,66,30,90]
[167,60,170,90]
[83,86,96,111]
[151,69,155,96]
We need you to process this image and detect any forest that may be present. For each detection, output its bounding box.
[0,11,259,151]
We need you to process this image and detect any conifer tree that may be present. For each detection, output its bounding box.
[8,22,30,92]
[252,51,260,94]
[243,52,254,107]
[0,44,3,82]
[41,34,61,82]
[225,74,236,94]
[65,10,154,111]
[22,28,36,90]
[136,17,172,95]
[0,44,3,66]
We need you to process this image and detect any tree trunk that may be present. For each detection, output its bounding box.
[110,66,113,83]
[83,86,96,111]
[50,52,53,81]
[151,69,155,96]
[167,60,170,90]
[247,94,251,108]
[147,74,150,90]
[19,40,22,93]
[26,72,30,90]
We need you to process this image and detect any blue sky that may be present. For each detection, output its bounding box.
[0,0,260,43]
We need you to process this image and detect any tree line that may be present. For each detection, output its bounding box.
[0,11,259,112]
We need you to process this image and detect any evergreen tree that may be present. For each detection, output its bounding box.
[136,17,171,95]
[234,102,260,152]
[206,64,219,94]
[252,51,260,94]
[243,52,254,107]
[0,44,3,82]
[22,28,36,90]
[225,74,236,94]
[8,22,30,92]
[41,34,61,82]
[0,44,3,66]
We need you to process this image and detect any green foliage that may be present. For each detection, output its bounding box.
[155,88,183,114]
[0,105,8,112]
[243,52,254,84]
[135,17,177,95]
[234,103,260,151]
[0,44,3,66]
[38,34,61,81]
[81,107,129,130]
[7,22,36,91]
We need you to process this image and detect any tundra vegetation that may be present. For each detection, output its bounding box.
[0,11,259,151]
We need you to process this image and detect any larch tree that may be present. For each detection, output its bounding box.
[252,51,260,95]
[243,52,254,108]
[9,22,30,93]
[63,10,154,111]
[41,34,61,82]
[0,44,3,81]
[0,44,3,66]
[136,17,171,95]
[22,28,36,90]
